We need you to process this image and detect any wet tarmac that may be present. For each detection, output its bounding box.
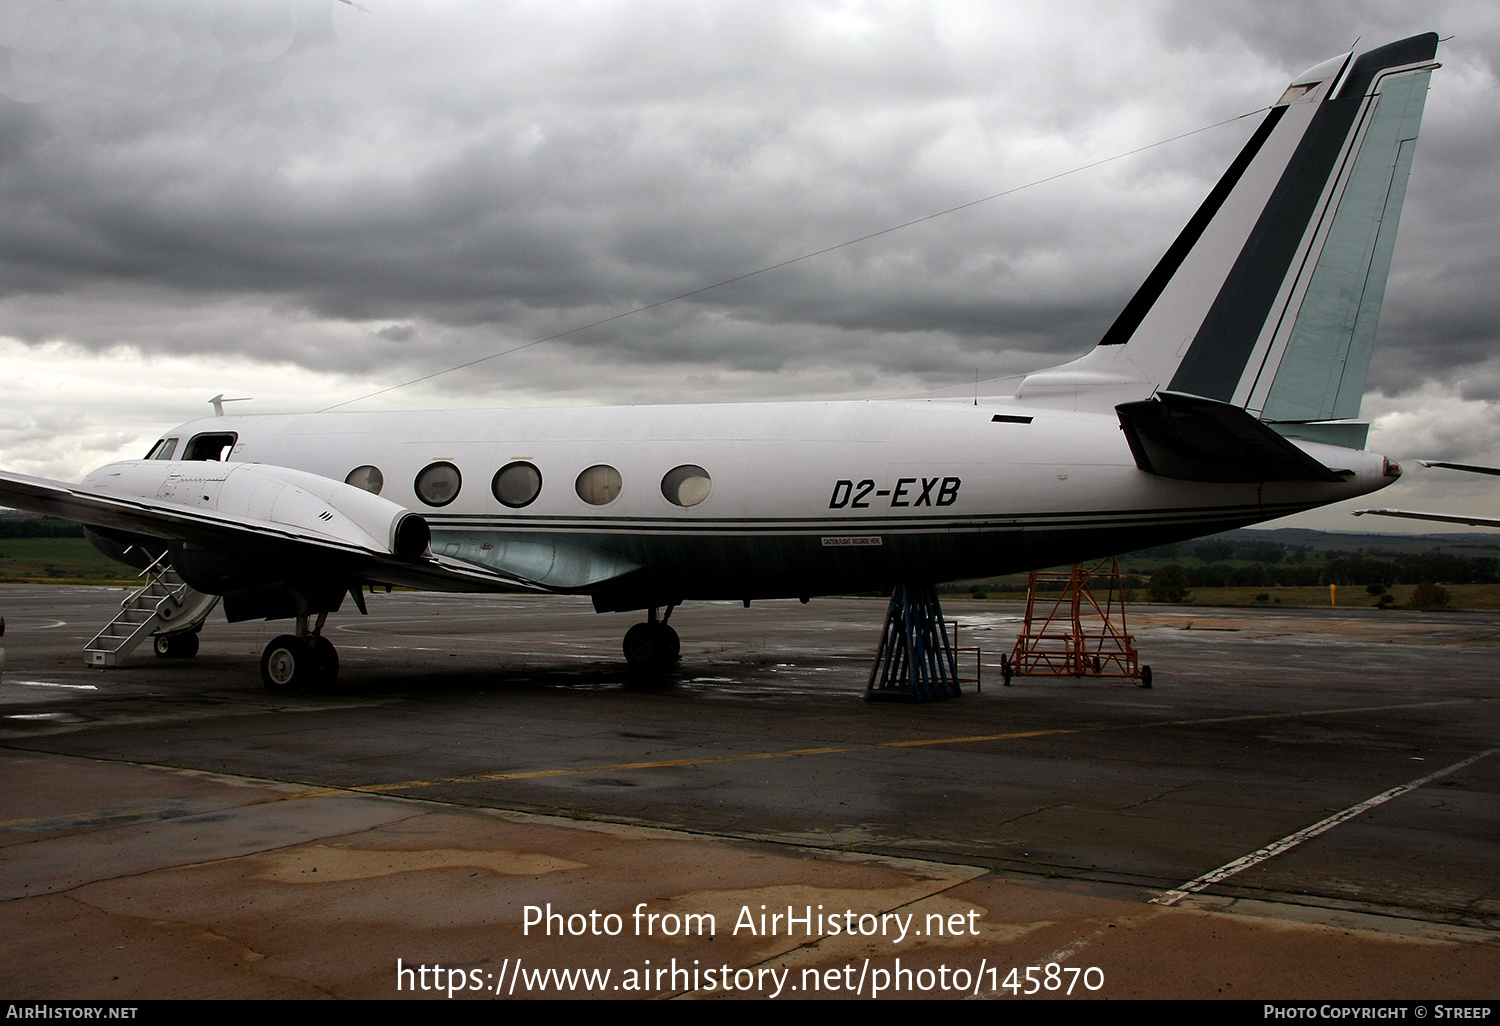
[1,585,1497,999]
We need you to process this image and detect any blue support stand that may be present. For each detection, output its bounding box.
[864,584,962,702]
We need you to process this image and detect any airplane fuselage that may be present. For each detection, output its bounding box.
[142,398,1393,611]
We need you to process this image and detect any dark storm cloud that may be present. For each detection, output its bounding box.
[0,0,1494,422]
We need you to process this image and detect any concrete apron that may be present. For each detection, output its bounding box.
[2,748,1497,1000]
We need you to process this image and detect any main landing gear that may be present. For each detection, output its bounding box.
[623,605,679,672]
[261,612,339,692]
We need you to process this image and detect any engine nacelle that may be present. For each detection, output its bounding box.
[81,460,431,560]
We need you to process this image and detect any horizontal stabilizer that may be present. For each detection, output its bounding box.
[1418,460,1500,478]
[1116,392,1348,483]
[1354,508,1500,529]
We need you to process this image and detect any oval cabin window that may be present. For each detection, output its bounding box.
[575,465,622,506]
[415,462,462,507]
[345,465,385,495]
[661,465,711,507]
[492,462,542,508]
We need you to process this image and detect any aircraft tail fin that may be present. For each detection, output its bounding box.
[1013,34,1438,428]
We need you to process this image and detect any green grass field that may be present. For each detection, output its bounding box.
[962,583,1500,611]
[0,538,137,583]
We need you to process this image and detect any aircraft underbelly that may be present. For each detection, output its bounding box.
[424,472,1348,609]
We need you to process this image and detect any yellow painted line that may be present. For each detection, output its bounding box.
[0,804,171,830]
[2,701,1474,822]
[280,787,348,800]
[353,730,1087,793]
[343,699,1467,796]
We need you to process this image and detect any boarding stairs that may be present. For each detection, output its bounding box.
[83,555,219,667]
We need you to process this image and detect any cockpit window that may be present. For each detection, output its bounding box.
[183,432,238,461]
[146,438,179,460]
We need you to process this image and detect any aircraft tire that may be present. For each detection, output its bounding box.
[623,623,658,670]
[624,623,680,671]
[261,635,307,692]
[1140,665,1153,689]
[659,624,680,663]
[312,636,339,686]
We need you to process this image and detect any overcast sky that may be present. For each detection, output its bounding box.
[1,0,1496,533]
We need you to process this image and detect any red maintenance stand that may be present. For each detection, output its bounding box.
[1004,557,1151,688]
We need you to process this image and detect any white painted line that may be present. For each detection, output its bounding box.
[1154,745,1500,906]
[7,680,99,690]
[1042,921,1114,964]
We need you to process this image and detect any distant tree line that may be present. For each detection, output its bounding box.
[1131,537,1499,588]
[0,517,84,538]
[1136,540,1312,564]
[1155,552,1498,588]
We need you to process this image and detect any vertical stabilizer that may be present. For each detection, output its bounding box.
[1253,54,1433,422]
[1013,34,1438,423]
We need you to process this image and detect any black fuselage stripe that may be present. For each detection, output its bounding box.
[1168,91,1364,399]
[1096,105,1287,347]
[423,503,1312,534]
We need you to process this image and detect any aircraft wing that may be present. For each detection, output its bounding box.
[350,552,553,594]
[1352,509,1500,529]
[0,466,411,559]
[0,463,556,594]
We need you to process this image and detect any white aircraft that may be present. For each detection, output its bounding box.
[0,34,1442,689]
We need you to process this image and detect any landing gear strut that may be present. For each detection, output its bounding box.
[623,605,679,671]
[261,612,339,692]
